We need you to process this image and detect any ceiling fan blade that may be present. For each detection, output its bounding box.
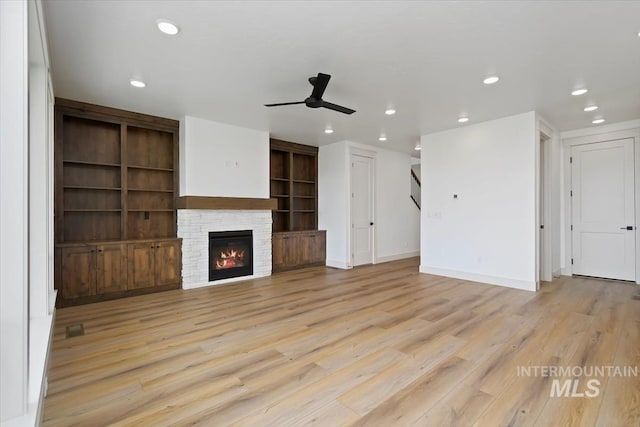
[320,101,356,115]
[264,101,306,107]
[310,73,331,100]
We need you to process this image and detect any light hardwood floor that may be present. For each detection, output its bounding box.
[44,258,640,426]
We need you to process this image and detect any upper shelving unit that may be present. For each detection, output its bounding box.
[269,139,318,232]
[55,98,179,243]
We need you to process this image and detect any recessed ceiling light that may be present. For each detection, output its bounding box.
[584,105,598,112]
[378,135,387,142]
[324,127,334,134]
[458,117,469,123]
[483,76,499,85]
[129,79,146,88]
[415,143,421,151]
[592,118,605,124]
[571,88,588,96]
[385,108,396,115]
[157,19,180,35]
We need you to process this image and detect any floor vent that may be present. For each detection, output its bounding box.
[65,324,85,338]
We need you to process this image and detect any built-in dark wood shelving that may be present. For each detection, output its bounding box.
[270,139,325,272]
[54,98,181,308]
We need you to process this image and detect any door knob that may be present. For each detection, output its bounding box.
[620,226,635,230]
[370,222,374,226]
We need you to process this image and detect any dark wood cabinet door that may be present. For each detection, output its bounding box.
[286,234,303,266]
[312,231,326,264]
[154,240,181,286]
[272,234,288,269]
[128,242,155,289]
[97,243,127,294]
[272,231,326,273]
[303,231,326,264]
[61,246,97,298]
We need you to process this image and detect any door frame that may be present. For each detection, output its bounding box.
[347,147,376,267]
[537,124,553,286]
[562,127,640,283]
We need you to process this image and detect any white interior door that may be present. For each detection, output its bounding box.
[351,154,374,266]
[571,138,635,281]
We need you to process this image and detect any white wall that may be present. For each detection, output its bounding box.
[1,1,29,420]
[318,141,350,268]
[27,0,56,417]
[180,116,269,198]
[319,141,421,268]
[420,112,537,291]
[1,1,56,424]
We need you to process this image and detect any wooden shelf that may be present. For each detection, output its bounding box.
[63,160,120,168]
[272,194,289,198]
[275,210,290,213]
[128,165,174,172]
[128,188,174,193]
[128,209,174,212]
[293,179,315,184]
[293,195,314,199]
[64,186,121,191]
[64,209,122,212]
[293,210,315,213]
[270,177,289,182]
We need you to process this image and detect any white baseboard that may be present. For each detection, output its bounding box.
[375,251,420,264]
[326,259,351,269]
[419,265,537,292]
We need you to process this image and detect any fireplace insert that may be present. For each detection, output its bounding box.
[209,230,253,281]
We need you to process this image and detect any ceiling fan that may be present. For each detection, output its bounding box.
[264,73,356,115]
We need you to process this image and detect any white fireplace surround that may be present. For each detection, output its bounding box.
[178,209,272,289]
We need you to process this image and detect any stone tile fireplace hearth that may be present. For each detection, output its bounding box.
[178,209,272,289]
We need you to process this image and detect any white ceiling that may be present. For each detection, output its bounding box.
[44,1,640,155]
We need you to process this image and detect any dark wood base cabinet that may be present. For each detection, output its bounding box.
[272,230,326,273]
[55,238,181,307]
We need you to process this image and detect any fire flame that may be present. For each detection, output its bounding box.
[215,248,245,269]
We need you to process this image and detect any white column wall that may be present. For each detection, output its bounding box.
[1,0,30,421]
[420,112,538,291]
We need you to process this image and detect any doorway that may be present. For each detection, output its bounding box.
[350,154,374,266]
[539,132,550,284]
[571,138,636,281]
